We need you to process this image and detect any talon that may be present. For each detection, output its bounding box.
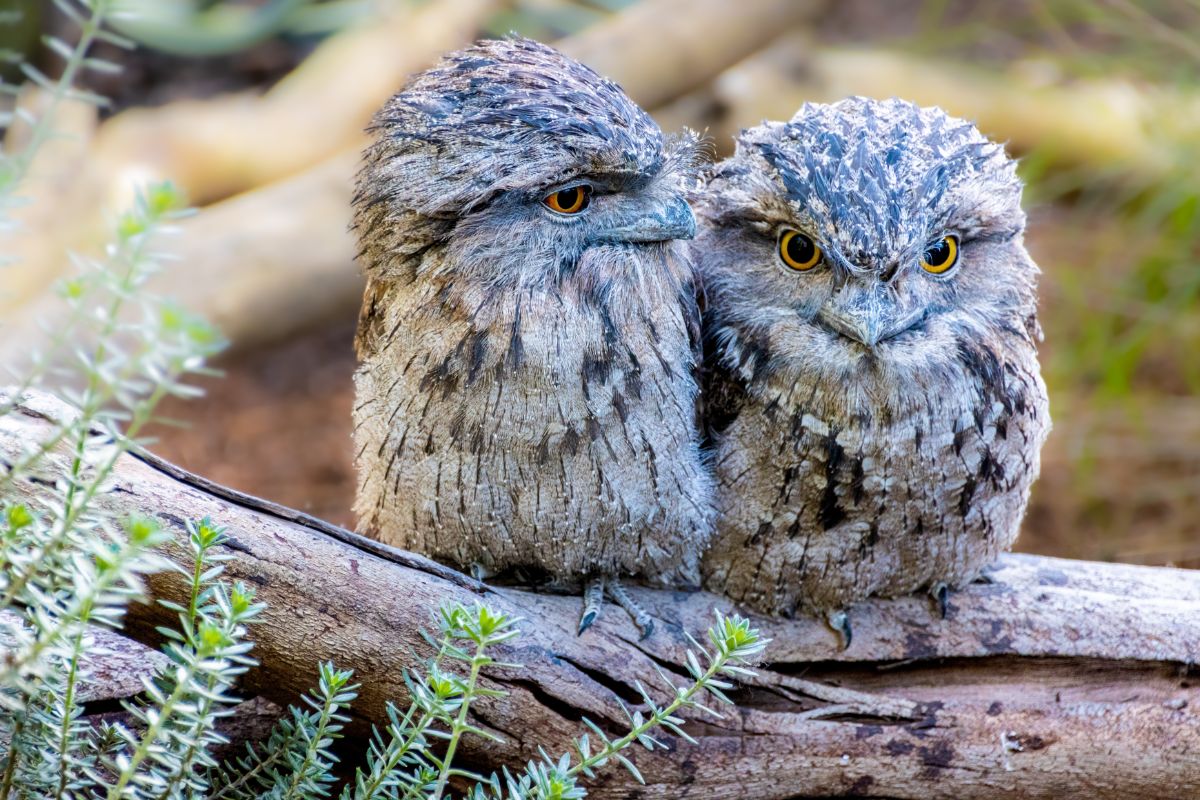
[578,576,605,635]
[608,578,655,640]
[932,583,950,619]
[827,610,852,650]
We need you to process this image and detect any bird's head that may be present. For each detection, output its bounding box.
[354,36,700,292]
[695,97,1040,401]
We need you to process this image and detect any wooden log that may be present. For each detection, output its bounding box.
[3,390,1198,799]
[0,610,166,705]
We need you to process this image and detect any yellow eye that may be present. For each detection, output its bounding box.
[779,229,822,271]
[543,185,591,215]
[920,235,959,274]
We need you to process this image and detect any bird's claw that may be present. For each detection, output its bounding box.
[576,576,655,639]
[578,577,606,635]
[608,578,654,640]
[827,609,853,650]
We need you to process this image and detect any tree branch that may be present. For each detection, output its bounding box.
[3,390,1198,799]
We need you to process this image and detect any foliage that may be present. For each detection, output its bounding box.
[207,604,765,800]
[0,0,131,235]
[0,8,226,786]
[0,167,226,800]
[0,4,247,797]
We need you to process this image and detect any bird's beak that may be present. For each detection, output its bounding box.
[818,284,921,347]
[597,194,695,244]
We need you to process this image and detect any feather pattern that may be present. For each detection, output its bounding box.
[696,98,1050,615]
[352,38,713,589]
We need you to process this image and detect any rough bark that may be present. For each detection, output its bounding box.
[3,392,1199,799]
[0,610,165,705]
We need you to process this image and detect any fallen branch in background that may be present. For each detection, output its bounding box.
[3,390,1198,800]
[0,0,823,363]
[0,0,497,328]
[84,0,816,205]
[10,0,1200,364]
[90,0,500,206]
[654,34,1200,167]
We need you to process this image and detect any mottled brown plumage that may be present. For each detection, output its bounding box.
[696,98,1050,636]
[351,38,712,633]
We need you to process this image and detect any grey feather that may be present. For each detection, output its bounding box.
[695,97,1050,616]
[352,37,713,592]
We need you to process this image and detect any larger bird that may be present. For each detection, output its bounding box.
[351,37,712,636]
[696,98,1050,643]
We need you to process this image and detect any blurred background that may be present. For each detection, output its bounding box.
[3,0,1198,567]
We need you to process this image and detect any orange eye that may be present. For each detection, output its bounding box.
[779,229,822,271]
[543,185,592,215]
[920,235,959,274]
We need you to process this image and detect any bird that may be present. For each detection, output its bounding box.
[350,37,713,638]
[694,97,1050,646]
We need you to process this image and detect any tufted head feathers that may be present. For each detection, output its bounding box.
[354,37,699,289]
[695,97,1040,412]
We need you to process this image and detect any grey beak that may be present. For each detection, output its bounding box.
[599,194,695,244]
[818,284,922,347]
[820,307,885,346]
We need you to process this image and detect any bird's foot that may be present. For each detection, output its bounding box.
[930,582,951,620]
[578,576,606,635]
[576,576,656,639]
[607,577,654,640]
[827,609,853,650]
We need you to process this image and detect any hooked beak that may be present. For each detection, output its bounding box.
[596,194,695,244]
[817,285,922,347]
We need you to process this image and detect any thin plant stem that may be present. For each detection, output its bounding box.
[0,716,24,800]
[105,668,195,799]
[52,596,94,800]
[278,684,345,800]
[428,639,488,800]
[566,657,722,782]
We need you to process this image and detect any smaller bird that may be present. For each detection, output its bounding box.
[695,98,1050,645]
[351,37,713,637]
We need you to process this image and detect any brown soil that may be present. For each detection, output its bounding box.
[149,317,358,529]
